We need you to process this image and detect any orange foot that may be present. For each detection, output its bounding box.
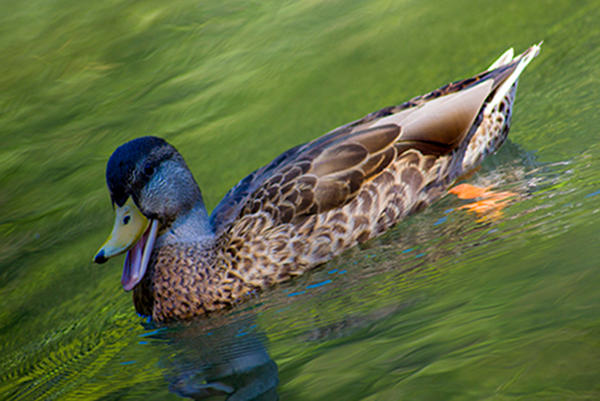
[448,183,517,221]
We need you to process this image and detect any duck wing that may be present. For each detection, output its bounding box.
[211,50,530,233]
[210,144,304,234]
[240,124,403,224]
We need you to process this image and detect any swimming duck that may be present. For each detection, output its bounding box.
[94,44,541,322]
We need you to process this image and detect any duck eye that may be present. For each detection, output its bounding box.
[143,163,154,176]
[123,215,131,225]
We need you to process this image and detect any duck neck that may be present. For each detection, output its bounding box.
[155,197,215,248]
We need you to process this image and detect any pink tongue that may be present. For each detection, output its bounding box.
[121,229,149,291]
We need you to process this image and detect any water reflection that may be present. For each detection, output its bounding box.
[147,315,278,400]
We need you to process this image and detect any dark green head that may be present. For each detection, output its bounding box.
[106,136,202,225]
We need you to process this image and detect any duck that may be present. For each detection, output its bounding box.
[94,43,541,322]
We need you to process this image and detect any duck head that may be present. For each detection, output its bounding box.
[93,136,203,291]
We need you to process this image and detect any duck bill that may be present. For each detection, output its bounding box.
[93,199,159,291]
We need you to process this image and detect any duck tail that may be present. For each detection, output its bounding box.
[487,48,515,71]
[483,41,542,115]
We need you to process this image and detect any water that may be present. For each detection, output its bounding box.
[1,0,599,399]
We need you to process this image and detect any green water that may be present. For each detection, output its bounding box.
[1,0,599,399]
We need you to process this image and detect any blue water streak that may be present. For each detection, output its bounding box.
[307,279,332,289]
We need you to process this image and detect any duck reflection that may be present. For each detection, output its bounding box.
[147,314,278,400]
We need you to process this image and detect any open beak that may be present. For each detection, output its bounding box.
[94,198,159,291]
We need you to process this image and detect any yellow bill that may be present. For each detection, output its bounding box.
[94,198,150,263]
[94,198,159,291]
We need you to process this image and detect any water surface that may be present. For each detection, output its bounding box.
[1,0,599,400]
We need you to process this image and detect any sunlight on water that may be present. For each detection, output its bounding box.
[1,0,599,400]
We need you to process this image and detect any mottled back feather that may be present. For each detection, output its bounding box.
[240,124,402,225]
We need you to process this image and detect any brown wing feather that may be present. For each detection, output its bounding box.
[331,59,521,136]
[368,79,494,154]
[240,125,401,225]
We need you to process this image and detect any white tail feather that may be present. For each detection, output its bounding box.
[488,48,514,70]
[484,42,542,115]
